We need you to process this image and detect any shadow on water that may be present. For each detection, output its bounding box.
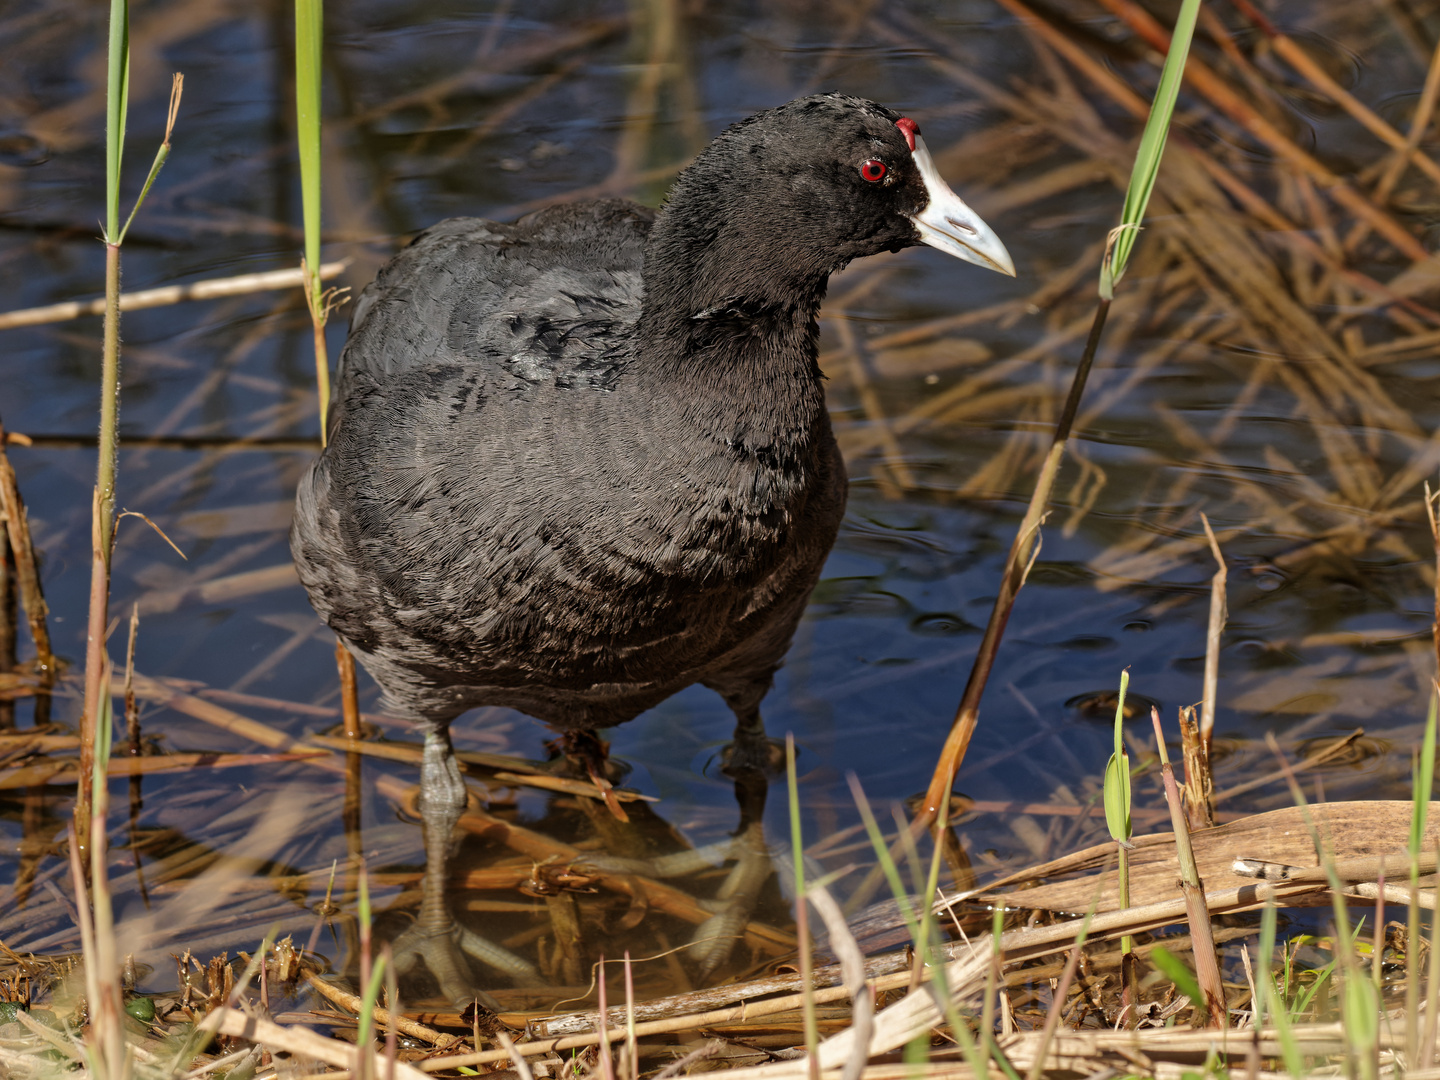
[1,0,1439,1015]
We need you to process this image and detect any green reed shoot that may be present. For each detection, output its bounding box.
[81,0,182,848]
[1101,670,1133,964]
[295,0,362,733]
[296,0,333,433]
[79,0,181,1054]
[1256,901,1305,1078]
[353,869,391,1080]
[1408,693,1438,1057]
[103,0,129,245]
[1099,0,1202,299]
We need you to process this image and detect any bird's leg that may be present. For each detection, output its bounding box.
[390,723,540,1008]
[686,758,773,979]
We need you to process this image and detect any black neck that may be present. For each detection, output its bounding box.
[631,196,834,464]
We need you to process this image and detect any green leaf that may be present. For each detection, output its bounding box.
[1150,947,1200,999]
[1098,0,1202,299]
[104,0,130,242]
[1104,669,1133,843]
[1341,974,1379,1054]
[1103,750,1132,843]
[1113,668,1129,761]
[1150,946,1206,1022]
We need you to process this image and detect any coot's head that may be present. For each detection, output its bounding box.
[648,93,1014,304]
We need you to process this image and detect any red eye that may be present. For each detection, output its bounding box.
[860,159,887,182]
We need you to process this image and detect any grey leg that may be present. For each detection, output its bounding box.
[682,675,784,977]
[416,724,467,938]
[390,723,540,1007]
[711,676,786,775]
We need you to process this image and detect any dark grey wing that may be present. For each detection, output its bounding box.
[333,199,655,403]
[294,200,656,694]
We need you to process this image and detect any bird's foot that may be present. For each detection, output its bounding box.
[390,916,541,1011]
[544,729,631,783]
[719,733,786,776]
[685,824,774,979]
[545,729,634,820]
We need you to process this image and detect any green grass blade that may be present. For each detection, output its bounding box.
[787,735,820,1069]
[105,0,129,243]
[1149,946,1206,1024]
[1409,693,1437,1065]
[1098,0,1201,299]
[1411,692,1437,859]
[356,953,388,1052]
[847,774,921,943]
[295,0,324,308]
[116,145,166,246]
[1258,901,1305,1078]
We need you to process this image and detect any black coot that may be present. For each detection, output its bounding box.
[291,93,1013,1003]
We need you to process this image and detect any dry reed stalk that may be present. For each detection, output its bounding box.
[202,1005,430,1080]
[1178,707,1214,830]
[1228,0,1440,188]
[305,973,458,1048]
[1150,706,1225,1028]
[992,0,1440,332]
[837,305,1104,460]
[1199,513,1227,748]
[0,749,327,788]
[1001,1020,1405,1075]
[1361,38,1440,250]
[348,19,625,127]
[806,882,873,1080]
[828,318,911,497]
[918,295,1113,825]
[307,733,655,802]
[0,519,11,732]
[424,945,992,1076]
[0,421,53,684]
[496,1031,536,1080]
[0,260,348,331]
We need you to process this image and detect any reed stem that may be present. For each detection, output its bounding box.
[78,239,123,857]
[919,296,1109,823]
